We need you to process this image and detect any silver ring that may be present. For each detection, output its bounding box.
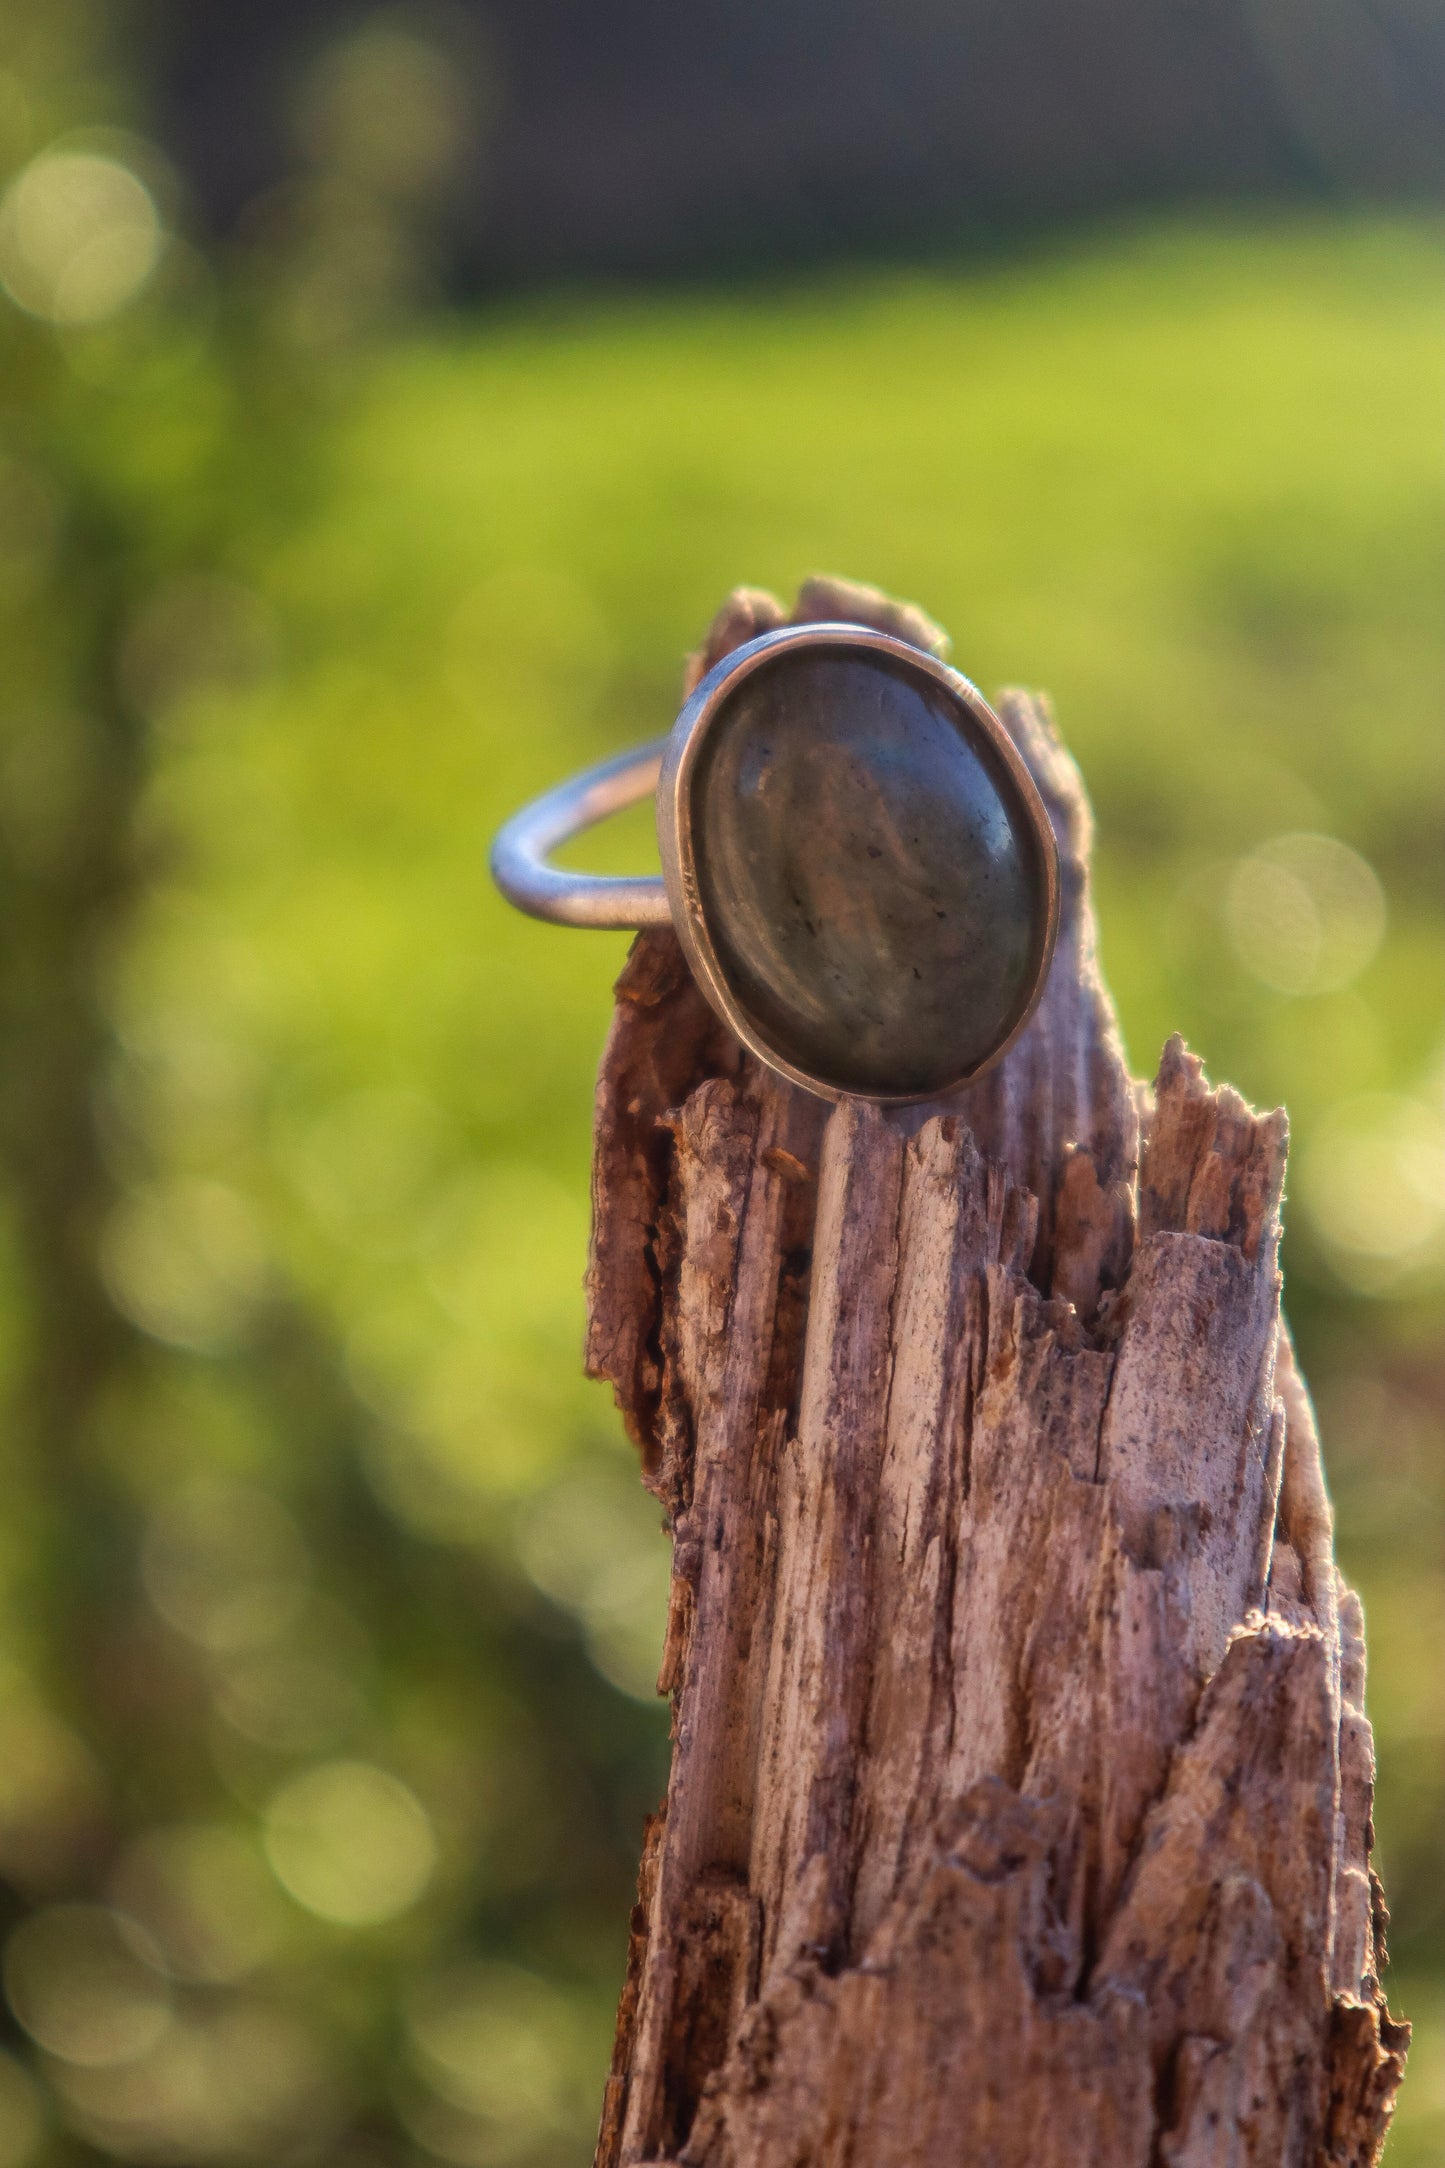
[491,621,1060,1104]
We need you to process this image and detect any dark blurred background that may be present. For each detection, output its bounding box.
[159,0,1443,280]
[0,2,1437,2164]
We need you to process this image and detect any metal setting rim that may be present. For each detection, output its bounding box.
[656,621,1062,1107]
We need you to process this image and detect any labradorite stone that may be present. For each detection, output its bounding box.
[690,648,1048,1097]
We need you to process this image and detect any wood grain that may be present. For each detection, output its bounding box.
[587,580,1408,2166]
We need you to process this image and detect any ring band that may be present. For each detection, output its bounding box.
[491,620,1060,1104]
[490,739,672,930]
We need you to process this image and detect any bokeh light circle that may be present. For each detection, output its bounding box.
[1225,831,1385,996]
[0,149,163,325]
[141,1478,311,1654]
[3,1906,171,2068]
[1301,1092,1444,1284]
[263,1760,436,1925]
[109,1825,285,1985]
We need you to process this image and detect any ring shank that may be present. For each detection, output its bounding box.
[489,740,672,929]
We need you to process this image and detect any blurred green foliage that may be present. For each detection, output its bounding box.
[0,5,1437,2165]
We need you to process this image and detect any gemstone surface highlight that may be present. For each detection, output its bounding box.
[688,648,1049,1097]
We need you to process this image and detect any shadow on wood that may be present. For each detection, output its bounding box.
[586,578,1408,2168]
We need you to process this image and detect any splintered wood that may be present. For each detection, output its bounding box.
[585,579,1408,2168]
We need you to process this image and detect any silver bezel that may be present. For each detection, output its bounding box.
[656,621,1062,1106]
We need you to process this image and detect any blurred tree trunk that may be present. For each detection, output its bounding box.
[585,581,1408,2168]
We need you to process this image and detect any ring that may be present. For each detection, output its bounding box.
[491,621,1060,1104]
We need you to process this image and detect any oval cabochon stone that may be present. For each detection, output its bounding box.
[688,647,1050,1098]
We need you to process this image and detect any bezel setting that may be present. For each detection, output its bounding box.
[656,621,1061,1105]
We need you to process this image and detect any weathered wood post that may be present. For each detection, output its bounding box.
[587,580,1408,2168]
